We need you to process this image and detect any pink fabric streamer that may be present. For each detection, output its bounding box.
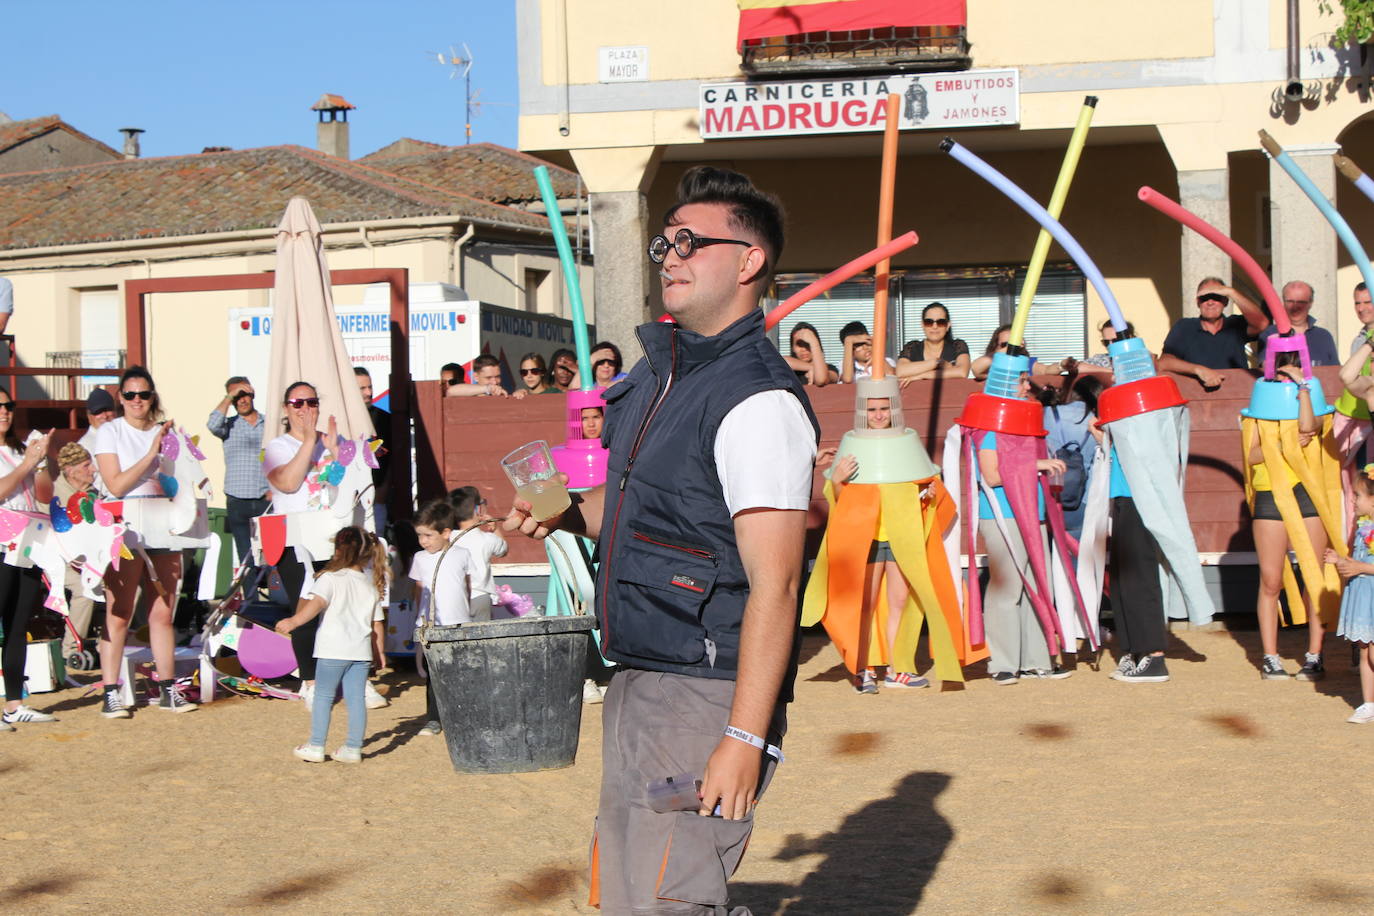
[961,433,985,646]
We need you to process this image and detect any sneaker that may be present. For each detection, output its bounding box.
[364,680,389,709]
[1260,655,1290,680]
[1347,702,1374,724]
[418,721,442,736]
[1295,653,1326,682]
[157,681,198,714]
[293,743,325,763]
[1022,666,1073,680]
[883,671,930,689]
[101,689,132,719]
[331,745,362,763]
[854,669,879,694]
[2,705,56,724]
[299,682,314,712]
[582,679,605,705]
[990,671,1019,686]
[1121,654,1170,683]
[1109,655,1137,681]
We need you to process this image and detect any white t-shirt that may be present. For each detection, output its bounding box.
[407,535,474,625]
[307,567,385,661]
[713,390,817,517]
[453,527,508,600]
[0,443,36,511]
[850,356,897,381]
[92,417,163,497]
[263,434,326,513]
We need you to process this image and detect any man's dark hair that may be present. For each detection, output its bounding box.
[663,166,785,280]
[225,375,249,389]
[440,362,465,382]
[472,354,500,372]
[448,485,482,522]
[839,321,869,345]
[550,348,576,368]
[353,366,371,379]
[1358,282,1369,294]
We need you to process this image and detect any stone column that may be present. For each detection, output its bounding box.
[1177,169,1232,318]
[587,190,652,356]
[570,146,662,362]
[1268,144,1339,335]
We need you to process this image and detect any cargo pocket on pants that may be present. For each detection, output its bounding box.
[654,811,753,907]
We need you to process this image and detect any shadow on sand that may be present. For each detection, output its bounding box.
[731,770,953,915]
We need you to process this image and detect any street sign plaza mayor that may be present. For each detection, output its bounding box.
[699,69,1019,139]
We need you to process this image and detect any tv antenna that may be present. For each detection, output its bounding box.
[429,43,479,144]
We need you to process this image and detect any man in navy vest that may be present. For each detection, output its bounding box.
[508,166,819,913]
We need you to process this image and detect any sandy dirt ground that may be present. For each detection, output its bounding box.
[3,621,1374,915]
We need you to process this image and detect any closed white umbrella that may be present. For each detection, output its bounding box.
[262,197,373,440]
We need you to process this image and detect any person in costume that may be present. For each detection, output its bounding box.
[0,386,53,727]
[1245,353,1338,681]
[975,373,1071,684]
[92,366,196,717]
[1327,467,1374,723]
[1086,417,1171,683]
[817,396,932,694]
[262,380,341,710]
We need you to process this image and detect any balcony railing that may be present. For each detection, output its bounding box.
[742,26,970,76]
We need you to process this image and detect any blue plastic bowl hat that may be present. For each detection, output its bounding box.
[984,351,1031,399]
[1241,376,1336,420]
[1107,336,1156,384]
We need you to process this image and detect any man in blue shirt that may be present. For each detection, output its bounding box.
[1258,280,1340,366]
[207,376,269,575]
[1159,276,1269,387]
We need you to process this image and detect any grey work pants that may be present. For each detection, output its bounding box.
[593,669,783,915]
[978,519,1053,675]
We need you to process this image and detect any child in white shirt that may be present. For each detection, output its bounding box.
[408,498,472,737]
[448,486,508,618]
[276,526,389,763]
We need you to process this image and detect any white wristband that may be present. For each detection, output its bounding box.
[723,725,765,750]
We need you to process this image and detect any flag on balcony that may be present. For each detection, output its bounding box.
[738,0,968,51]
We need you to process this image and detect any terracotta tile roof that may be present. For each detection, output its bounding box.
[358,141,579,206]
[0,144,552,251]
[0,114,121,159]
[361,138,447,159]
[311,94,356,112]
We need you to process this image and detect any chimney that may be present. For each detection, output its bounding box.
[311,93,356,159]
[119,127,144,159]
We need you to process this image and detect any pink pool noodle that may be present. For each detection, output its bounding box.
[1137,186,1289,336]
[764,231,919,330]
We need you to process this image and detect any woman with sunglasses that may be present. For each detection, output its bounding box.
[511,352,557,399]
[589,341,626,389]
[263,381,342,709]
[92,366,193,717]
[0,387,54,728]
[971,324,1015,382]
[896,302,970,382]
[785,322,838,386]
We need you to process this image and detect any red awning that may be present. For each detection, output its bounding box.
[737,0,967,50]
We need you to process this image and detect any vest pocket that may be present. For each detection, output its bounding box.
[611,531,719,665]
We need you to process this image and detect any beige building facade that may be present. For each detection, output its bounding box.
[518,0,1374,364]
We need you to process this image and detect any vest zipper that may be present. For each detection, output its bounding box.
[632,531,717,563]
[601,327,679,655]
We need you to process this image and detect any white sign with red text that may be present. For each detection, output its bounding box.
[699,69,1019,139]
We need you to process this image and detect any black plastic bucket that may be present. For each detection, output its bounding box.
[420,614,596,774]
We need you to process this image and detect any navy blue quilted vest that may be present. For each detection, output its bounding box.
[595,309,819,679]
